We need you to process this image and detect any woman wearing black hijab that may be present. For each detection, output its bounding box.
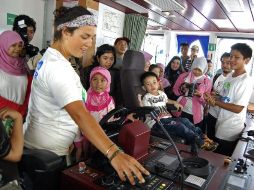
[164,56,183,100]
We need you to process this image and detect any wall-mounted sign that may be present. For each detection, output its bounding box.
[208,43,216,51]
[7,13,17,25]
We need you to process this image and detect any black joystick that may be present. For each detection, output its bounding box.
[144,174,152,181]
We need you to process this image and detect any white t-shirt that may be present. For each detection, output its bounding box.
[209,74,228,118]
[0,69,27,104]
[24,48,86,156]
[216,72,252,141]
[142,90,171,128]
[249,87,254,103]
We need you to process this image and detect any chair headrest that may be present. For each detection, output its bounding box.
[122,50,145,70]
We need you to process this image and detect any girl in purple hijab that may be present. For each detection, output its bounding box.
[0,31,31,117]
[0,31,26,75]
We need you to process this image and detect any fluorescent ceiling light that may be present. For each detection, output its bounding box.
[220,0,245,12]
[211,19,233,28]
[145,0,185,12]
[112,0,148,13]
[162,11,176,18]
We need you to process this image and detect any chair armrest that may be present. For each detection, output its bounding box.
[19,149,63,172]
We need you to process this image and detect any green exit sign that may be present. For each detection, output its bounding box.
[7,13,17,25]
[208,43,216,51]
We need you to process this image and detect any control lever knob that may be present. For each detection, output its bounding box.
[234,165,242,173]
[144,174,152,181]
[238,158,244,165]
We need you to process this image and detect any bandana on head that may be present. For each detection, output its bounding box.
[57,15,97,31]
[85,66,113,112]
[0,31,26,76]
[191,57,208,74]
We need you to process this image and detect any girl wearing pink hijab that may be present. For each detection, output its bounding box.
[74,66,115,161]
[0,31,31,117]
[85,66,115,121]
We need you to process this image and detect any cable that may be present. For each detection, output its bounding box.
[150,109,184,190]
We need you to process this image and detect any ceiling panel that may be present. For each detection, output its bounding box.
[174,0,218,31]
[216,0,254,32]
[186,0,237,32]
[97,0,254,33]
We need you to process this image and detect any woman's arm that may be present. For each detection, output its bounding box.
[0,108,24,162]
[65,101,149,185]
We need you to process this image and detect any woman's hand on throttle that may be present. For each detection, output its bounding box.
[110,152,150,185]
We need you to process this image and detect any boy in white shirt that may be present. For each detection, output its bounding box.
[205,43,253,156]
[207,52,232,140]
[141,72,217,152]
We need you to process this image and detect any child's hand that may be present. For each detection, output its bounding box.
[126,113,138,122]
[204,93,216,106]
[194,90,202,97]
[173,101,183,111]
[0,107,22,121]
[137,94,143,107]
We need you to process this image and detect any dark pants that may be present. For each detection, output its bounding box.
[154,117,204,148]
[206,113,217,141]
[181,111,205,133]
[214,137,237,156]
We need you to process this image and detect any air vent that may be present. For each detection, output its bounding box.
[145,0,185,11]
[220,0,245,12]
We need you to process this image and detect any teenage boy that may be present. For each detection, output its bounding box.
[180,42,190,72]
[206,52,232,140]
[205,43,253,156]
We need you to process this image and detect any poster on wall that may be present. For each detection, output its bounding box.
[63,0,79,8]
[102,10,122,34]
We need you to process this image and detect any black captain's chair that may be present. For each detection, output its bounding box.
[120,50,185,144]
[18,148,65,190]
[121,50,146,109]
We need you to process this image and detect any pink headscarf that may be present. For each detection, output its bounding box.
[141,51,153,62]
[157,63,165,73]
[0,31,26,76]
[85,66,113,111]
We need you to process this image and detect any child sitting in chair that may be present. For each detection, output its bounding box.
[140,71,218,152]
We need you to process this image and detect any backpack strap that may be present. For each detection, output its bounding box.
[212,73,221,86]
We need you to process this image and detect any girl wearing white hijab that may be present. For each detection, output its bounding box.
[173,57,212,132]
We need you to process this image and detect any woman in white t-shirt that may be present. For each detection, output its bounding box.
[24,6,149,185]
